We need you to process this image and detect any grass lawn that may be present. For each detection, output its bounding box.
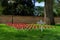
[0,24,60,40]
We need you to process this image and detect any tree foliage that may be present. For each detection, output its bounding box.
[54,0,60,16]
[1,0,34,16]
[37,0,43,2]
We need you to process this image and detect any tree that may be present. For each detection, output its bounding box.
[53,0,60,17]
[37,0,55,25]
[44,0,55,25]
[34,6,44,16]
[1,0,8,7]
[1,0,34,16]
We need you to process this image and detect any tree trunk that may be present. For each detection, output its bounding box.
[44,0,55,25]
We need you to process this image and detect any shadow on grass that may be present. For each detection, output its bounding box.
[54,24,60,26]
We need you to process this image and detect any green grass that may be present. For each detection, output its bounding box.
[0,24,60,40]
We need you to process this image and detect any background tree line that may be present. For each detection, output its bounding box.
[0,0,60,16]
[1,0,34,16]
[0,0,60,25]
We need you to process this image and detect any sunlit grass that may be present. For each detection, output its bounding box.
[0,24,60,40]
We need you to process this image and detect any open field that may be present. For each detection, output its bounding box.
[0,24,60,40]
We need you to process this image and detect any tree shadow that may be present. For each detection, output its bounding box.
[54,24,60,26]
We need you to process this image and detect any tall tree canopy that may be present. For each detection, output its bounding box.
[1,0,34,16]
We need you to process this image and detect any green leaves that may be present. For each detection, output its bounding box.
[1,0,34,16]
[37,0,44,3]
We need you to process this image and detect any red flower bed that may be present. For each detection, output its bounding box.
[6,22,40,29]
[6,23,27,29]
[6,23,54,29]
